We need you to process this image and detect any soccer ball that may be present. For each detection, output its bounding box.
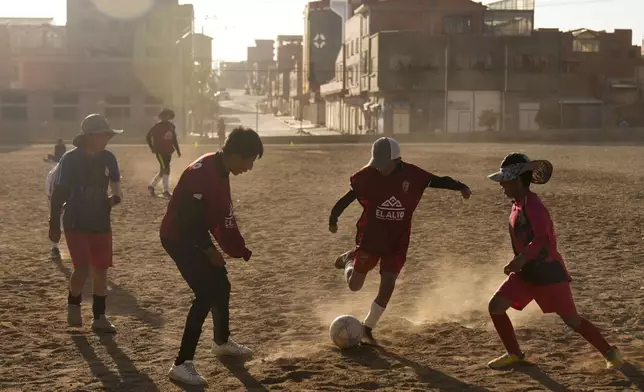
[329,315,363,349]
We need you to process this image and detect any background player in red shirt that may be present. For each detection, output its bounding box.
[160,127,262,386]
[329,137,472,345]
[486,153,622,369]
[147,108,181,198]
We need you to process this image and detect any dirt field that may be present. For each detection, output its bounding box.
[1,143,644,392]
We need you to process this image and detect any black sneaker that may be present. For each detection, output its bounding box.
[361,325,378,346]
[148,186,156,196]
[50,247,61,260]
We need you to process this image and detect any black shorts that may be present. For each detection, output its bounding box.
[156,153,172,172]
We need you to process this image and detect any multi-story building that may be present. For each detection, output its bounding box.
[559,28,643,128]
[247,39,275,95]
[219,61,248,89]
[0,1,201,143]
[275,35,303,115]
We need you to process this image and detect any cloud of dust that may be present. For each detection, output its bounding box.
[401,251,541,329]
[253,342,327,365]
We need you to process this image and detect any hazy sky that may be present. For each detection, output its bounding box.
[2,0,642,61]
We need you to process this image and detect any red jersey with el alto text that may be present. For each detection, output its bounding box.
[350,163,433,254]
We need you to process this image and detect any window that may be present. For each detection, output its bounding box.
[444,16,472,34]
[371,57,377,74]
[104,95,131,118]
[512,54,550,72]
[144,96,163,117]
[454,54,492,70]
[573,39,599,53]
[54,107,78,121]
[347,66,354,85]
[350,40,354,56]
[1,92,27,121]
[105,107,131,118]
[53,92,79,122]
[361,51,369,74]
[105,95,130,105]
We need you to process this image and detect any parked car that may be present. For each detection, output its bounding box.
[215,91,231,100]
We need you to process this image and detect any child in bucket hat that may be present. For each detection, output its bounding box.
[485,153,622,370]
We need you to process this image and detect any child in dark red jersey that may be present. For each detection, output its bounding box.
[160,127,262,386]
[147,108,181,198]
[486,152,622,370]
[329,137,472,345]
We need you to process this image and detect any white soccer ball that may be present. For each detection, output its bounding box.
[329,315,363,349]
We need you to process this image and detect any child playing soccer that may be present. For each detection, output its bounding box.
[329,137,471,345]
[147,108,181,198]
[486,152,622,369]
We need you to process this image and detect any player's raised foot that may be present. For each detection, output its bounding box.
[212,338,253,357]
[361,325,378,346]
[92,315,116,334]
[604,346,623,369]
[487,352,527,369]
[163,191,172,199]
[148,186,156,196]
[50,247,61,260]
[168,361,207,385]
[334,250,355,269]
[67,305,82,327]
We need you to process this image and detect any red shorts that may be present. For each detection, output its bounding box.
[353,248,407,275]
[495,272,577,316]
[65,232,113,270]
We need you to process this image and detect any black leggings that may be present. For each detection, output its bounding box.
[161,238,231,363]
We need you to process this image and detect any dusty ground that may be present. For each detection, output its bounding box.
[1,143,643,392]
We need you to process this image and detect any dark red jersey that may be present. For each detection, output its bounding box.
[160,152,251,260]
[350,163,433,254]
[146,121,179,155]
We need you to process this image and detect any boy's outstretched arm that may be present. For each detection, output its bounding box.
[329,189,357,230]
[427,174,472,199]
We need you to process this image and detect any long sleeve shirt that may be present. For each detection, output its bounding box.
[160,152,251,261]
[146,120,180,155]
[329,163,467,226]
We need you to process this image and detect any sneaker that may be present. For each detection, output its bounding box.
[168,361,207,386]
[604,346,623,369]
[163,191,172,199]
[50,247,61,260]
[487,353,527,369]
[67,305,82,327]
[361,325,378,346]
[148,186,156,196]
[335,250,355,269]
[212,338,253,357]
[92,314,116,334]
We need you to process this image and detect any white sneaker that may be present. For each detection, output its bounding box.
[68,305,82,327]
[92,315,116,334]
[168,361,207,385]
[212,338,253,357]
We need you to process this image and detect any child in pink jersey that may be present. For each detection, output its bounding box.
[486,152,622,370]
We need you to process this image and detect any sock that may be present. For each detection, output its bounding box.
[491,313,522,356]
[573,318,611,354]
[92,295,106,320]
[149,173,161,188]
[344,261,354,283]
[68,292,82,306]
[162,174,170,192]
[363,301,386,329]
[51,241,59,249]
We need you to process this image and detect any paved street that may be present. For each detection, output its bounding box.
[215,89,339,137]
